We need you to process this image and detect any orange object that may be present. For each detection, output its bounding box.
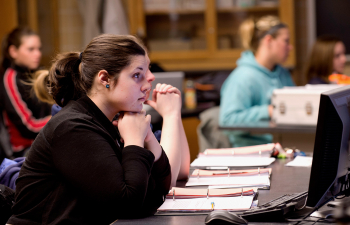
[328,74,350,85]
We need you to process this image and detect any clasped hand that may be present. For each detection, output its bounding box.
[144,83,182,118]
[115,110,151,148]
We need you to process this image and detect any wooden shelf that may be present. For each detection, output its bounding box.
[217,6,278,13]
[145,9,205,15]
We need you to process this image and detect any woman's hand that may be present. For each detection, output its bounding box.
[144,83,182,118]
[116,110,151,148]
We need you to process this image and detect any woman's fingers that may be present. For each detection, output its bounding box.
[155,83,173,93]
[167,87,181,95]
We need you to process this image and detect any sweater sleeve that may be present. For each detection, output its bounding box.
[139,148,172,217]
[219,73,270,125]
[50,119,170,217]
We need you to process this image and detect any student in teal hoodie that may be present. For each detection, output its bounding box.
[220,15,295,147]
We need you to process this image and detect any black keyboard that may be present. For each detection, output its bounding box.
[239,191,308,222]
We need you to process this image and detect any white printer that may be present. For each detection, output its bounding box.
[271,85,342,125]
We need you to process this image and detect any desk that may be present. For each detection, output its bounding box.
[219,121,317,152]
[113,159,311,225]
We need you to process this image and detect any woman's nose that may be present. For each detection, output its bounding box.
[146,70,155,82]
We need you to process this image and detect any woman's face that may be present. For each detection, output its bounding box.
[270,28,292,65]
[333,41,346,74]
[11,35,42,70]
[109,54,154,113]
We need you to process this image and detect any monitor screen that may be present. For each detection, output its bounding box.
[307,85,350,208]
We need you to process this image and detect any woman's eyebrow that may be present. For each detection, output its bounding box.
[136,67,143,71]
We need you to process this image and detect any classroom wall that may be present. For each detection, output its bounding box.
[57,0,83,52]
[0,0,18,58]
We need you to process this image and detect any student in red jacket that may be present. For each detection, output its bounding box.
[0,27,51,157]
[7,34,188,224]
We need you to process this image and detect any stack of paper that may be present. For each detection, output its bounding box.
[191,143,278,168]
[158,187,257,211]
[201,143,280,157]
[190,156,275,168]
[186,168,271,189]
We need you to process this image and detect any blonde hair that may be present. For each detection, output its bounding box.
[304,35,343,82]
[239,15,287,52]
[32,70,55,104]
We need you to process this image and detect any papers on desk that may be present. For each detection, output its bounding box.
[190,156,276,168]
[158,187,257,212]
[186,168,271,189]
[285,156,313,167]
[191,143,278,168]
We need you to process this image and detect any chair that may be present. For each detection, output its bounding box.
[197,106,231,153]
[0,112,13,161]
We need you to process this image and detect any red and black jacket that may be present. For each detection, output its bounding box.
[0,66,51,152]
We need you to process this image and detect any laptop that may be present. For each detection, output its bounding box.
[148,71,185,99]
[144,71,185,123]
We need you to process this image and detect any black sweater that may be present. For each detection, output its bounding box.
[8,95,171,225]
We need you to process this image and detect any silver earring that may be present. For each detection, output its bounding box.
[106,84,110,88]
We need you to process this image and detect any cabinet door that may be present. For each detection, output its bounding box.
[216,0,279,50]
[127,0,295,71]
[213,0,295,68]
[129,0,213,62]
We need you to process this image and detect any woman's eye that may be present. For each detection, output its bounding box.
[133,73,140,78]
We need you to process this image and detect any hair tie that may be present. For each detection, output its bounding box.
[260,23,287,39]
[79,52,83,61]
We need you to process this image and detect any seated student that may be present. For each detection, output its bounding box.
[8,34,189,224]
[219,15,295,147]
[305,35,346,84]
[0,27,52,157]
[32,69,190,187]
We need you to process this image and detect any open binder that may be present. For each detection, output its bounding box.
[157,187,257,213]
[186,168,272,189]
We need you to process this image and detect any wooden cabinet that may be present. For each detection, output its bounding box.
[127,0,295,71]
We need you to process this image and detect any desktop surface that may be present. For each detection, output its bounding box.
[219,121,316,133]
[112,158,311,225]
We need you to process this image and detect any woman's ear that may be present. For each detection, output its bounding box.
[97,70,110,87]
[8,45,18,59]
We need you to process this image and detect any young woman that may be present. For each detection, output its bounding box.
[7,34,190,224]
[219,15,295,147]
[0,27,51,157]
[305,35,346,84]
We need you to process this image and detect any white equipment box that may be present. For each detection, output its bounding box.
[271,85,342,125]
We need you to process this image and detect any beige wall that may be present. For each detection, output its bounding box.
[57,0,83,52]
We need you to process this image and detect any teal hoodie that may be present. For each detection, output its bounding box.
[219,51,295,147]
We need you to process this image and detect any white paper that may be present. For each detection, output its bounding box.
[158,196,254,211]
[190,156,275,167]
[186,173,270,188]
[285,156,313,167]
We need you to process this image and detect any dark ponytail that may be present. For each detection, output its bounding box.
[49,52,85,107]
[49,34,146,107]
[0,27,37,75]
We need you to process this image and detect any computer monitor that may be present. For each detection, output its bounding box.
[307,85,350,208]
